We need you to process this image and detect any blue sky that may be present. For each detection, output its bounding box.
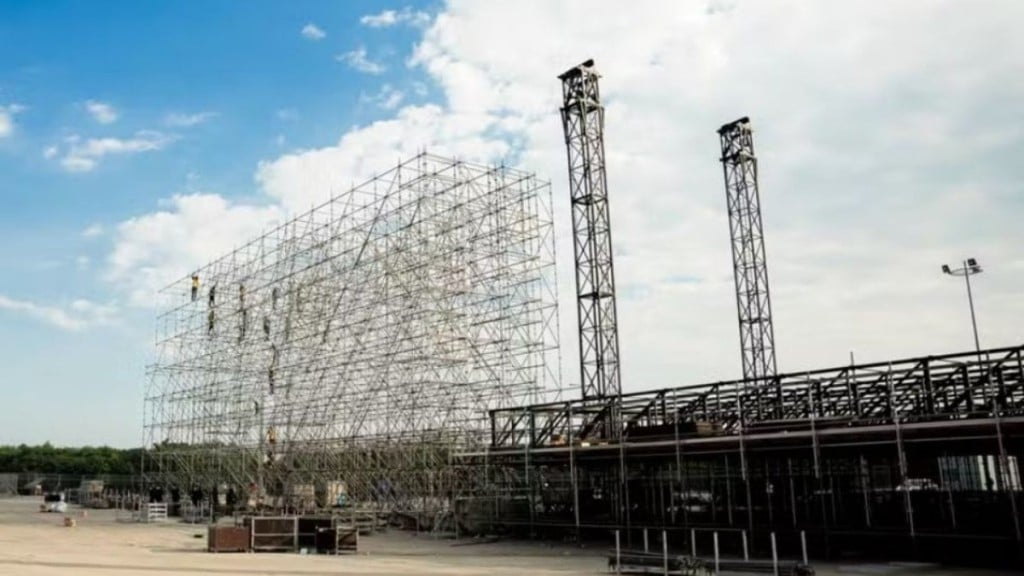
[1,1,1023,447]
[0,1,437,446]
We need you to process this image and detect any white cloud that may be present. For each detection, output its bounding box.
[43,146,58,159]
[68,299,117,325]
[0,103,26,139]
[337,47,386,75]
[105,1,1024,395]
[255,104,508,213]
[107,194,283,306]
[363,84,404,110]
[82,223,104,238]
[360,7,430,28]
[0,294,117,331]
[301,23,326,40]
[56,131,173,173]
[0,294,82,330]
[164,111,217,127]
[61,155,97,172]
[76,255,90,269]
[85,100,118,124]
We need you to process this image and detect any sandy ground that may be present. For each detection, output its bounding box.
[0,496,1016,576]
[0,496,602,575]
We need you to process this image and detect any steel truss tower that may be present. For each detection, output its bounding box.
[718,117,779,417]
[559,59,622,408]
[144,153,561,514]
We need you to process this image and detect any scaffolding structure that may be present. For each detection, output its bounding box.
[144,153,561,514]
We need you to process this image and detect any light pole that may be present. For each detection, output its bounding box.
[941,258,983,353]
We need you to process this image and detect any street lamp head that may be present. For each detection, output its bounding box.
[941,264,952,274]
[967,257,978,267]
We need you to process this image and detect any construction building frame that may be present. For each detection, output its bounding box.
[455,345,1024,565]
[143,153,562,516]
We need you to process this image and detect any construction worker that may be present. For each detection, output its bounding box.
[191,274,200,301]
[238,284,248,341]
[265,427,277,469]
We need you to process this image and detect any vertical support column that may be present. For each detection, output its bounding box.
[662,530,669,576]
[714,531,720,574]
[525,432,535,538]
[569,403,581,542]
[740,392,755,550]
[859,454,872,528]
[771,532,779,576]
[294,517,300,552]
[725,455,734,526]
[891,367,916,545]
[673,390,688,526]
[788,458,798,527]
[615,530,622,575]
[620,437,631,546]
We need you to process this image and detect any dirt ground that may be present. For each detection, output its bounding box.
[0,496,1016,576]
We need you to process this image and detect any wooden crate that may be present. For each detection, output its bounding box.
[208,526,250,553]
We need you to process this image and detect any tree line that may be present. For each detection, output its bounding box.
[0,443,144,476]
